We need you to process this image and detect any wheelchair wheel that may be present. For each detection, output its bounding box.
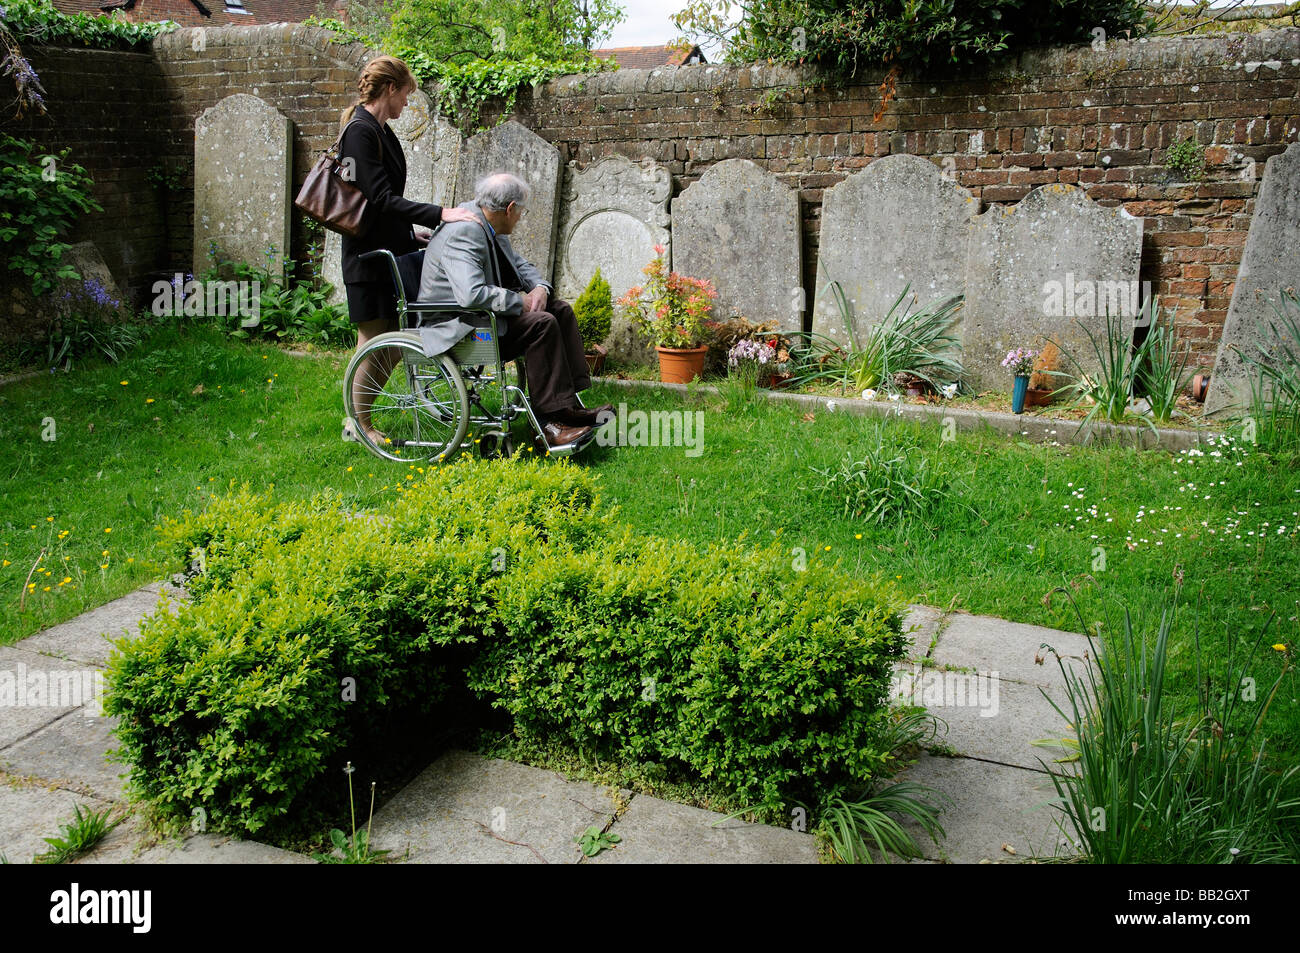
[343,331,469,463]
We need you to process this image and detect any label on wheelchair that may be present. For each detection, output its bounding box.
[473,329,493,342]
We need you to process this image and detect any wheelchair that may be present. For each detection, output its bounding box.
[342,248,596,463]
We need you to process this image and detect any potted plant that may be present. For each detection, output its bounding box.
[1026,340,1061,407]
[573,267,613,376]
[617,244,717,383]
[1002,346,1037,414]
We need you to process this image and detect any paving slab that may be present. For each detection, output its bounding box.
[0,646,76,749]
[126,835,316,865]
[0,778,116,864]
[368,749,620,864]
[0,709,125,800]
[891,753,1074,863]
[931,611,1096,691]
[588,793,818,864]
[64,812,161,864]
[14,581,179,667]
[920,674,1072,771]
[901,604,945,660]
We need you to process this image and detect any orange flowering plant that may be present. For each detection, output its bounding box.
[617,244,717,349]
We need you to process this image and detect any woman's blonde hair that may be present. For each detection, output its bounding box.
[339,55,416,134]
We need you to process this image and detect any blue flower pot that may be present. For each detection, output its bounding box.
[1012,375,1029,414]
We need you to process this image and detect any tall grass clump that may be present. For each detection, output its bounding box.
[1039,591,1300,863]
[1136,302,1193,424]
[810,424,961,525]
[1237,288,1300,455]
[1055,310,1149,431]
[789,276,965,395]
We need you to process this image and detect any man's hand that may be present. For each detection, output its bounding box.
[413,225,433,246]
[521,286,549,314]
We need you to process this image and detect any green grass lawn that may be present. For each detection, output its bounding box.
[3,325,1297,764]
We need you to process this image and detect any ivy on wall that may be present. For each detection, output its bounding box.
[306,15,611,132]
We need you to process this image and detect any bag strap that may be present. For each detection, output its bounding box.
[331,113,383,163]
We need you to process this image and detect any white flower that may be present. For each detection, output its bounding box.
[940,383,958,399]
[862,388,877,401]
[888,393,901,401]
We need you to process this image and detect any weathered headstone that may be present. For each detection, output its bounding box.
[323,97,462,306]
[392,90,462,210]
[1,242,126,352]
[193,94,292,279]
[453,120,562,283]
[962,184,1143,392]
[60,242,126,306]
[813,154,978,345]
[672,158,802,335]
[1205,142,1300,416]
[553,155,671,363]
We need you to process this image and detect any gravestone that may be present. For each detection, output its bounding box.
[962,184,1143,392]
[193,94,292,279]
[323,97,462,306]
[1205,142,1300,416]
[453,120,562,283]
[1,243,125,353]
[813,155,978,345]
[553,155,671,364]
[672,159,802,335]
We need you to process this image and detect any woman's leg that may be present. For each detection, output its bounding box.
[350,316,400,442]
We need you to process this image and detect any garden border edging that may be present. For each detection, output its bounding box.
[597,377,1217,453]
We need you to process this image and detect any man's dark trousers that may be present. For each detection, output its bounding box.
[498,297,591,417]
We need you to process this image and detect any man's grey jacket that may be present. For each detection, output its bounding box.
[414,200,553,356]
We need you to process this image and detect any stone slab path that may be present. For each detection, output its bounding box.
[1,584,1092,864]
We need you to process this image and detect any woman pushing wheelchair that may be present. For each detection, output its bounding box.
[337,55,477,446]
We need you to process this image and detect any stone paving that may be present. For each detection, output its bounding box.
[1,584,1092,864]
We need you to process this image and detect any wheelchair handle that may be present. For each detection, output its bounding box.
[357,249,408,315]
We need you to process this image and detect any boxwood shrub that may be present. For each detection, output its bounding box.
[106,458,907,836]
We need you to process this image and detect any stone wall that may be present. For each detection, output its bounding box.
[6,24,1300,367]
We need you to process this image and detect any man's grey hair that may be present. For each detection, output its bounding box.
[475,172,530,212]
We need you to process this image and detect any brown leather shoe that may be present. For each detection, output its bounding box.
[551,403,614,427]
[537,420,593,449]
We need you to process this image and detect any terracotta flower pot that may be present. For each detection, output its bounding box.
[1024,387,1055,408]
[584,344,607,377]
[656,345,708,384]
[1190,373,1210,402]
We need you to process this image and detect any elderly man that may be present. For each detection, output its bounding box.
[417,171,612,449]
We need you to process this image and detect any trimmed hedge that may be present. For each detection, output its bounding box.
[106,459,906,836]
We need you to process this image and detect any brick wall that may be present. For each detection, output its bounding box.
[149,25,373,278]
[6,25,1299,366]
[7,43,172,301]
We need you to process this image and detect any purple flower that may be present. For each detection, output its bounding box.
[728,338,775,367]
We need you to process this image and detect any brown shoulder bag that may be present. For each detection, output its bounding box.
[293,117,382,238]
